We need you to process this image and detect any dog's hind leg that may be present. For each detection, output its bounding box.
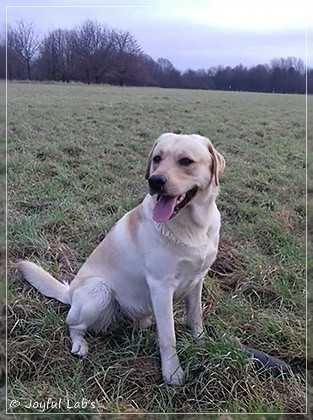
[66,277,114,357]
[69,327,89,357]
[138,315,153,329]
[185,277,204,338]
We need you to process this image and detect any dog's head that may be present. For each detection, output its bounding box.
[145,133,225,223]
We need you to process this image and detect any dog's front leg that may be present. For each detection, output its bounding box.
[148,279,183,386]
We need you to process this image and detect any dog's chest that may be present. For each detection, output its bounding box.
[172,245,216,301]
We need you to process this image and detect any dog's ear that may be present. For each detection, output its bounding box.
[145,149,153,180]
[208,142,225,186]
[145,141,158,180]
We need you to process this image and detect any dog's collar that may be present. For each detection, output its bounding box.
[155,223,188,247]
[155,222,210,249]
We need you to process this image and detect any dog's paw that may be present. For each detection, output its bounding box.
[71,340,89,358]
[163,366,184,386]
[192,327,204,339]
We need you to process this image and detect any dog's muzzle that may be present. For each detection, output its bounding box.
[148,174,198,223]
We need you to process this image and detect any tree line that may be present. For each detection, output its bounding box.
[1,19,312,94]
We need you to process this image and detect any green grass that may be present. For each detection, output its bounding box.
[0,80,5,415]
[308,89,313,419]
[7,81,307,414]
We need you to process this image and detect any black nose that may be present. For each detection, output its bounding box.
[148,174,167,191]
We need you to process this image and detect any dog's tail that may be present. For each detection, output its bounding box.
[17,260,70,305]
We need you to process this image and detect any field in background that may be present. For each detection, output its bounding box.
[7,82,307,415]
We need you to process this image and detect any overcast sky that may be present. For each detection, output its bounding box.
[3,0,313,70]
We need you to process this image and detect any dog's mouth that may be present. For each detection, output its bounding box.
[152,187,198,223]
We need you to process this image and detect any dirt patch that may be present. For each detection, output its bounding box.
[210,235,246,292]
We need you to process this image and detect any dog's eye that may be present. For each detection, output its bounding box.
[153,156,161,164]
[179,157,194,166]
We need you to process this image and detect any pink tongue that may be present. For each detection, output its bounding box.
[152,196,178,223]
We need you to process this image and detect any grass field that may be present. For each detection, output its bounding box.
[7,81,307,415]
[308,91,313,419]
[0,81,6,414]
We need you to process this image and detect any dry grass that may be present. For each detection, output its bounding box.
[7,82,307,415]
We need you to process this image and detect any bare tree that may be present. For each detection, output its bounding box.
[7,26,22,80]
[37,28,76,82]
[139,54,163,86]
[7,20,40,80]
[182,68,211,90]
[73,19,114,84]
[156,58,181,88]
[270,57,305,74]
[110,29,143,86]
[37,29,63,81]
[248,64,270,92]
[270,57,305,93]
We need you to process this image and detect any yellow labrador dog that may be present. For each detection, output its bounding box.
[17,133,225,386]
